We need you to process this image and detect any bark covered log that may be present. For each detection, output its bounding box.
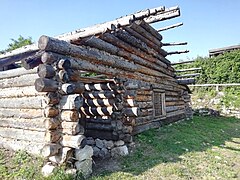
[37,64,56,78]
[35,78,59,92]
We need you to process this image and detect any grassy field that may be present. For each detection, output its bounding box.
[1,116,240,179]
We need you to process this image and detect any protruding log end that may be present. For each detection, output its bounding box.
[37,64,56,78]
[38,35,51,50]
[35,78,59,92]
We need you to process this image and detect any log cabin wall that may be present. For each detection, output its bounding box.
[0,6,193,161]
[0,68,46,154]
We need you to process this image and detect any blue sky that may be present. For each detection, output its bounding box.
[0,0,239,62]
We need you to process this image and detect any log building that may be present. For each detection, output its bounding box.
[0,5,193,162]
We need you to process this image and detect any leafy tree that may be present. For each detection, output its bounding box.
[0,35,33,54]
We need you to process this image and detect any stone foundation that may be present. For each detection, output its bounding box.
[86,137,129,159]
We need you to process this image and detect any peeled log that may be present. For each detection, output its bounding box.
[0,74,38,89]
[44,106,59,118]
[61,121,82,135]
[45,130,61,143]
[59,94,83,110]
[37,64,56,78]
[60,110,80,122]
[44,118,61,130]
[60,134,85,148]
[35,78,59,92]
[41,143,62,157]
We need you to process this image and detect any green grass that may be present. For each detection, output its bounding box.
[91,116,240,179]
[1,116,240,179]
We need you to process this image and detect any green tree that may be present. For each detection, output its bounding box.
[0,35,33,54]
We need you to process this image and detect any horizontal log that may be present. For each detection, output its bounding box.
[165,101,185,106]
[44,118,61,130]
[177,78,195,85]
[163,42,187,46]
[157,22,183,32]
[0,73,38,88]
[168,50,189,55]
[175,67,202,72]
[45,130,61,143]
[123,107,139,117]
[176,73,200,79]
[133,120,162,135]
[59,94,83,110]
[137,101,153,109]
[61,121,82,135]
[0,108,43,119]
[166,105,185,113]
[0,50,38,68]
[166,109,186,118]
[115,29,167,58]
[0,136,45,155]
[41,143,62,157]
[39,36,169,79]
[83,98,116,107]
[144,6,180,24]
[0,117,45,131]
[21,51,43,70]
[44,92,60,105]
[0,96,45,109]
[56,6,165,42]
[35,78,59,92]
[100,33,170,69]
[83,118,112,124]
[127,22,162,49]
[84,82,117,91]
[0,127,45,143]
[82,91,116,99]
[78,36,172,76]
[84,129,118,141]
[0,86,44,98]
[0,67,37,80]
[139,20,163,41]
[60,110,80,122]
[80,106,113,116]
[61,82,85,94]
[59,69,111,83]
[60,134,85,148]
[85,123,114,131]
[44,106,59,118]
[37,64,55,78]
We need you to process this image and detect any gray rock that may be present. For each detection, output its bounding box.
[93,146,100,157]
[41,162,56,177]
[75,145,93,161]
[103,140,114,150]
[114,140,125,146]
[75,159,92,178]
[111,145,129,157]
[86,137,95,146]
[98,147,109,159]
[95,138,104,149]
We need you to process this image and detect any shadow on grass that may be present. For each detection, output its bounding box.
[91,116,240,178]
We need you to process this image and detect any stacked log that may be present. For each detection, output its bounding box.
[35,52,88,172]
[0,68,46,154]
